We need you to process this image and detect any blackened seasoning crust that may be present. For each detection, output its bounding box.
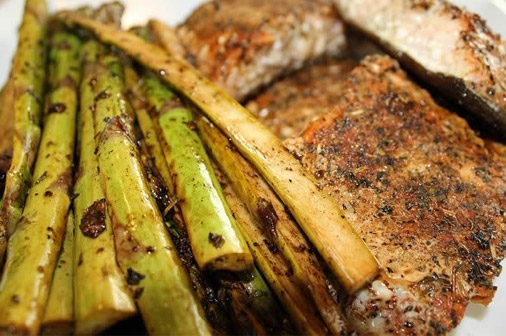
[246,59,356,140]
[285,55,506,335]
[333,0,506,138]
[80,198,107,238]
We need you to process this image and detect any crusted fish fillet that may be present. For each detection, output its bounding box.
[177,0,346,101]
[333,0,506,138]
[284,55,506,335]
[246,59,356,140]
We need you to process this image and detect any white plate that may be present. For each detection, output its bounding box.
[0,1,505,335]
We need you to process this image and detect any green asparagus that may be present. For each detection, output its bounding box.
[0,80,14,162]
[73,40,137,335]
[141,70,252,272]
[90,47,211,335]
[55,13,379,292]
[198,116,349,334]
[220,175,329,335]
[147,19,186,61]
[0,0,48,263]
[41,211,75,335]
[0,29,80,335]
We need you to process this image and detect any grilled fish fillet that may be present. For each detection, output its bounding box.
[177,0,346,101]
[333,0,506,138]
[246,59,356,140]
[283,55,506,335]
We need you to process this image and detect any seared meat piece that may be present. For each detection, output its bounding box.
[333,0,506,138]
[177,0,346,101]
[246,59,356,140]
[285,55,506,335]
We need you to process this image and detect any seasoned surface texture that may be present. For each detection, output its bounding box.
[333,0,506,137]
[177,0,346,101]
[246,59,356,140]
[285,55,506,335]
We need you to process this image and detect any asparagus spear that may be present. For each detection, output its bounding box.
[55,14,379,292]
[127,53,288,334]
[90,47,211,336]
[0,80,14,226]
[130,23,252,271]
[0,29,80,335]
[198,116,350,334]
[219,267,293,335]
[147,19,186,61]
[145,82,252,271]
[0,80,14,165]
[73,40,137,335]
[0,0,48,263]
[125,66,172,192]
[127,72,228,332]
[219,172,329,335]
[41,211,74,335]
[0,0,47,244]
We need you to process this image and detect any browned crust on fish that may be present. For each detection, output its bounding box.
[333,0,506,138]
[177,0,347,101]
[246,58,356,140]
[285,55,506,335]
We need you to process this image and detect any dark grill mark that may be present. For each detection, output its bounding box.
[80,198,107,238]
[209,232,225,248]
[256,198,278,240]
[126,267,145,285]
[48,103,67,114]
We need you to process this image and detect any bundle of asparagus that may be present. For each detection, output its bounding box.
[0,0,380,334]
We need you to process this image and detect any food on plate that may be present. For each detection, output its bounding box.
[140,67,253,272]
[284,54,506,334]
[177,0,347,100]
[333,0,506,138]
[198,116,351,335]
[127,49,292,336]
[0,0,48,263]
[0,0,505,334]
[148,19,187,61]
[0,27,79,334]
[74,38,137,336]
[0,81,14,202]
[41,212,74,335]
[87,42,212,335]
[246,59,356,139]
[215,163,333,335]
[56,11,380,293]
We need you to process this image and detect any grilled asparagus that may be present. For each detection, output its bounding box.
[41,211,75,335]
[219,173,329,335]
[140,70,252,272]
[90,46,211,336]
[0,28,79,335]
[73,40,137,335]
[198,116,350,334]
[54,14,379,292]
[0,0,48,264]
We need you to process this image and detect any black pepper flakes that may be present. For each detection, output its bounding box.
[11,295,20,304]
[209,233,225,248]
[126,268,145,285]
